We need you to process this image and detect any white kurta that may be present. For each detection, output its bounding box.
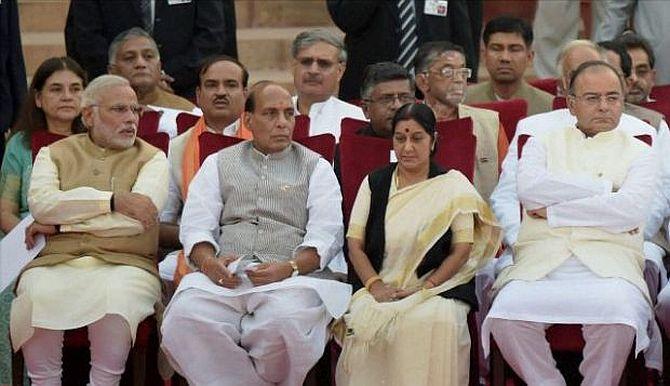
[483,133,661,369]
[148,104,202,139]
[12,147,168,350]
[162,147,352,385]
[292,95,366,141]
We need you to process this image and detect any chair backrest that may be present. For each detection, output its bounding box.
[139,132,170,155]
[137,110,161,137]
[639,99,670,121]
[176,112,200,135]
[293,115,310,139]
[529,77,559,95]
[434,117,476,182]
[31,131,67,161]
[552,96,567,110]
[295,134,336,163]
[651,84,670,101]
[198,132,245,164]
[339,135,393,222]
[340,117,369,139]
[470,99,528,141]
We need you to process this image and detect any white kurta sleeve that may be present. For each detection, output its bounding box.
[29,147,113,224]
[548,148,658,232]
[61,151,169,236]
[517,137,612,210]
[160,163,183,224]
[294,158,344,270]
[490,135,521,247]
[179,154,223,259]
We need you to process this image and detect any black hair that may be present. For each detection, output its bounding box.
[198,54,249,88]
[360,62,414,100]
[597,40,632,78]
[483,16,533,47]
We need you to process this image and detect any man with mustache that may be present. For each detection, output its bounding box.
[465,16,554,116]
[615,32,658,105]
[291,29,366,140]
[158,55,250,287]
[484,60,658,386]
[415,40,508,202]
[12,74,168,385]
[161,81,351,386]
[108,28,200,138]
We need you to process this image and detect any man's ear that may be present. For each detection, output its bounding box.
[415,73,430,95]
[108,63,117,75]
[81,106,94,128]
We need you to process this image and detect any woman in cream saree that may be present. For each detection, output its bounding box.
[336,103,501,386]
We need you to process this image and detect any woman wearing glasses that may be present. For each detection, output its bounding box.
[336,103,501,386]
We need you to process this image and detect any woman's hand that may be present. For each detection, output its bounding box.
[369,281,415,302]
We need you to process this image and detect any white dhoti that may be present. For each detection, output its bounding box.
[482,257,660,385]
[161,272,351,386]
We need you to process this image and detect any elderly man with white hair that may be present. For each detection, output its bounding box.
[12,74,168,385]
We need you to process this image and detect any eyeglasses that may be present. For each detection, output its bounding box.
[91,104,144,116]
[364,93,415,107]
[570,93,623,106]
[296,57,340,71]
[427,67,472,80]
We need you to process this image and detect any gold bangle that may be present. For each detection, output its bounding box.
[364,275,382,291]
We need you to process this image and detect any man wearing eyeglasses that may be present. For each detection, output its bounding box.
[291,29,366,141]
[484,60,659,386]
[415,41,508,202]
[13,75,168,385]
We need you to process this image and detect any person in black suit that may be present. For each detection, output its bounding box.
[327,0,481,102]
[0,0,27,164]
[65,0,237,98]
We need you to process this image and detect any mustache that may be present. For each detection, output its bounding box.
[213,96,230,104]
[303,74,322,83]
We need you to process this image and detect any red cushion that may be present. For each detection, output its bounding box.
[198,132,244,165]
[293,115,310,139]
[295,134,336,163]
[552,96,567,110]
[176,112,200,135]
[435,117,476,182]
[137,110,161,137]
[139,132,170,154]
[529,78,559,96]
[31,131,67,161]
[339,117,369,139]
[470,99,528,141]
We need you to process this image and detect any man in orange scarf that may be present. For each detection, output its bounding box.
[159,55,250,287]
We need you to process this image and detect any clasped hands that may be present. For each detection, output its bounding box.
[201,255,293,289]
[368,279,437,303]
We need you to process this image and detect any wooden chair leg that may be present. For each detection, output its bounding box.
[12,349,24,386]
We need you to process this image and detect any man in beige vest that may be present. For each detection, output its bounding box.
[465,16,554,116]
[616,32,658,104]
[160,82,351,386]
[483,61,658,386]
[14,74,169,385]
[158,55,249,284]
[415,41,508,201]
[108,27,200,138]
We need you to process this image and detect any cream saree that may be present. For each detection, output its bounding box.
[336,170,501,386]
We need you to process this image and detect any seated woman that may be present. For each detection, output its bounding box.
[336,103,501,386]
[0,56,86,384]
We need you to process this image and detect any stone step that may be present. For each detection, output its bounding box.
[235,0,334,29]
[21,32,66,75]
[18,0,70,33]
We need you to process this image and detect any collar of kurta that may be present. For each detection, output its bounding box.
[250,141,294,161]
[85,132,134,157]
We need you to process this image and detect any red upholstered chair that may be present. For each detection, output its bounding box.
[137,110,161,137]
[470,99,528,142]
[650,84,670,101]
[339,117,369,139]
[552,96,567,110]
[139,132,170,155]
[175,112,200,135]
[293,115,310,139]
[295,134,336,163]
[434,117,476,183]
[529,78,559,95]
[31,131,66,159]
[338,134,393,223]
[198,132,245,165]
[489,133,655,386]
[640,99,670,120]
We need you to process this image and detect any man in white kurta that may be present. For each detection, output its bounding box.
[160,82,351,386]
[12,75,168,385]
[291,29,366,140]
[483,61,658,386]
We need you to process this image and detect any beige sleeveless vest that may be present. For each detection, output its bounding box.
[458,104,500,201]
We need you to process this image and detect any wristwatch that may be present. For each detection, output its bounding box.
[288,260,300,277]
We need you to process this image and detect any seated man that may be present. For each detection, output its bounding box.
[12,74,168,384]
[159,55,249,285]
[465,16,554,116]
[484,61,658,385]
[616,32,657,104]
[415,41,509,201]
[161,82,351,386]
[108,27,200,138]
[291,28,366,140]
